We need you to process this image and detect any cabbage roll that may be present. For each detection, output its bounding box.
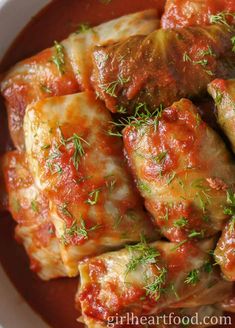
[2,151,66,280]
[214,219,235,281]
[208,79,235,153]
[1,10,159,149]
[77,238,232,328]
[161,0,235,28]
[122,98,235,242]
[92,25,235,114]
[24,92,157,277]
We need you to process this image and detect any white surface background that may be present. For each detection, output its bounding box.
[0,2,51,326]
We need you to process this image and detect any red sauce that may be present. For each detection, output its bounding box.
[0,1,234,328]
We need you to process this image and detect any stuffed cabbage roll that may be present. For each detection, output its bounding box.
[76,238,232,328]
[208,79,235,153]
[161,0,235,28]
[24,92,157,277]
[122,98,235,242]
[1,10,159,149]
[92,24,235,114]
[2,151,66,280]
[214,218,235,281]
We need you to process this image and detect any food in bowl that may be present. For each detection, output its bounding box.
[0,0,235,327]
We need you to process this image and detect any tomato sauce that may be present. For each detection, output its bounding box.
[0,1,233,327]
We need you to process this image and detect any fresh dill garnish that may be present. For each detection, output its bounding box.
[183,52,191,62]
[144,267,168,301]
[188,230,204,238]
[41,144,50,150]
[116,105,127,114]
[126,236,159,274]
[215,89,223,106]
[102,75,130,97]
[137,181,152,194]
[184,269,200,284]
[203,261,213,273]
[224,190,235,233]
[31,200,39,213]
[232,36,235,52]
[171,240,188,252]
[209,12,235,31]
[199,46,215,57]
[70,134,89,170]
[105,175,117,191]
[111,103,163,131]
[192,178,212,213]
[56,130,90,170]
[107,129,123,138]
[161,207,169,221]
[59,202,74,218]
[166,171,176,185]
[76,23,92,34]
[182,50,214,76]
[62,217,102,244]
[174,217,188,228]
[153,151,168,164]
[51,41,65,74]
[41,84,53,94]
[86,189,101,206]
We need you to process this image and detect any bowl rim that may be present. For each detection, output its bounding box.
[0,2,51,326]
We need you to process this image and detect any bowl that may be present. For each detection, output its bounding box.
[0,2,51,326]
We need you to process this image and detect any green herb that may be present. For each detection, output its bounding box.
[59,203,73,218]
[188,230,204,238]
[111,104,163,131]
[185,269,200,284]
[169,283,179,299]
[31,200,39,213]
[86,189,101,206]
[224,190,235,232]
[62,218,102,243]
[203,261,213,273]
[126,237,160,274]
[51,41,65,74]
[66,133,89,170]
[107,129,123,138]
[161,207,169,221]
[232,36,235,52]
[166,171,176,185]
[41,144,50,150]
[171,240,187,252]
[54,163,63,174]
[183,52,192,62]
[41,84,53,94]
[154,151,168,164]
[174,217,188,228]
[194,59,208,67]
[215,89,223,106]
[76,23,91,34]
[105,175,117,191]
[199,46,215,57]
[116,105,127,114]
[138,181,151,194]
[113,215,123,229]
[210,12,235,31]
[102,75,130,97]
[144,267,168,301]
